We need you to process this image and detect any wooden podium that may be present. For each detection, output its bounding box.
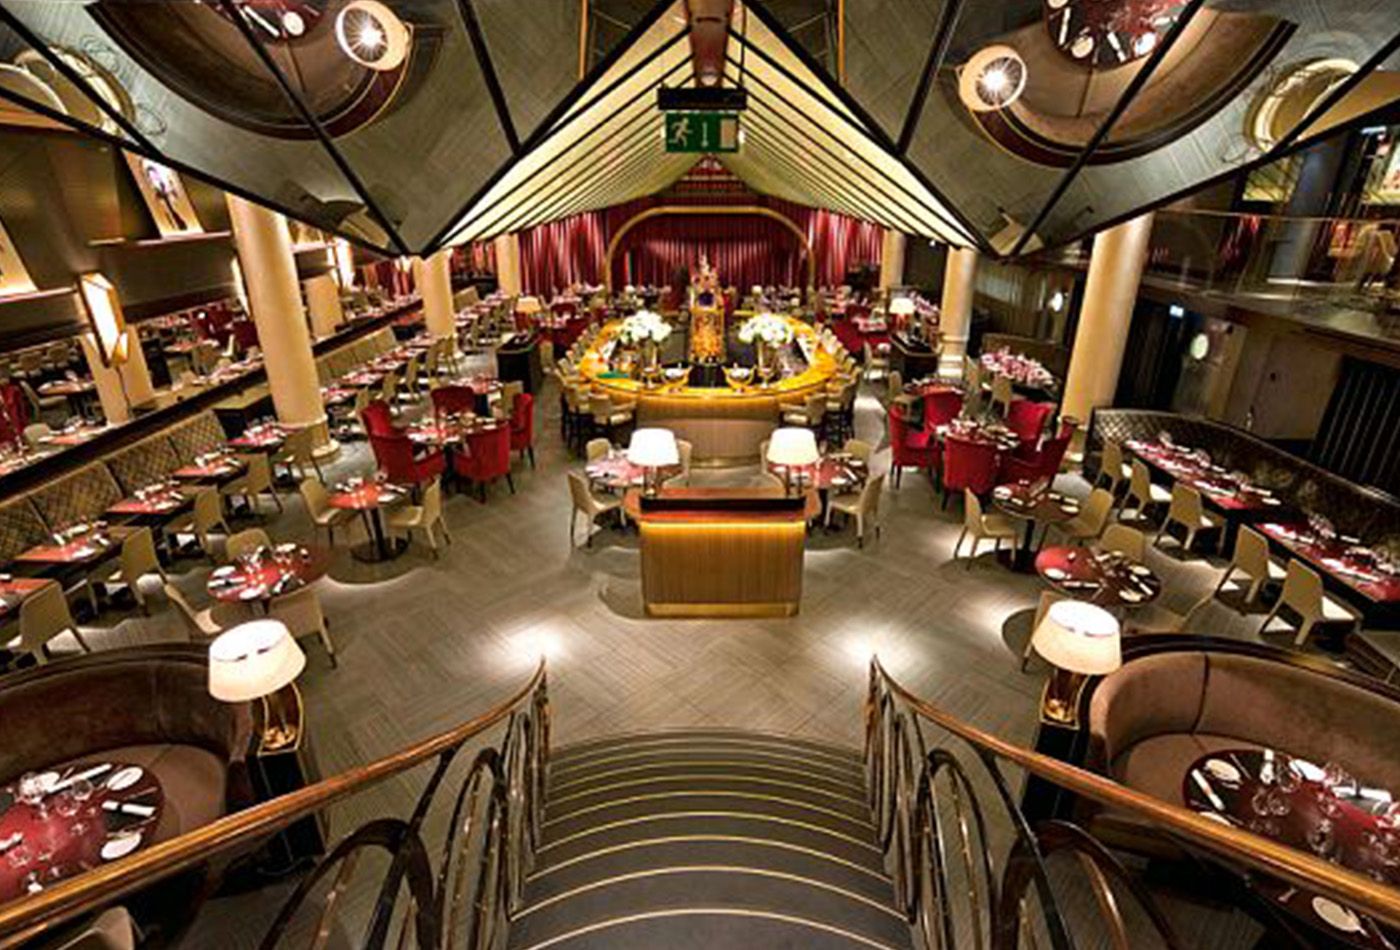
[625,487,811,618]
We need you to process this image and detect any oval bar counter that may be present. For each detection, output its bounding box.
[577,314,839,466]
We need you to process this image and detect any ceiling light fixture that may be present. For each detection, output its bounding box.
[336,0,409,72]
[959,45,1028,113]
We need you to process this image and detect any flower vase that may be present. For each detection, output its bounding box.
[756,342,774,387]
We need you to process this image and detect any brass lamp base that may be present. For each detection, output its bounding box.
[1040,668,1089,727]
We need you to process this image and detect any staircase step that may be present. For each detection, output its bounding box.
[509,909,906,950]
[551,731,863,776]
[546,772,871,826]
[550,743,865,793]
[549,753,866,800]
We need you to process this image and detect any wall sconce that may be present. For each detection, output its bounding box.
[78,272,129,367]
[333,239,356,289]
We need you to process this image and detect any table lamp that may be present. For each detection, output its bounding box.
[767,427,819,496]
[888,296,916,334]
[1030,600,1121,726]
[209,619,307,751]
[627,427,679,498]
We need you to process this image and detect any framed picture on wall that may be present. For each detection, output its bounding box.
[124,153,202,237]
[0,213,37,297]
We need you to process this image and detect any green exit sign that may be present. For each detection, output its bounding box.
[664,112,740,153]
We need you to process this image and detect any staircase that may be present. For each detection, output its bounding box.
[507,729,911,950]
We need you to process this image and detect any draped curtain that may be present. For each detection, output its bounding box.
[1312,356,1400,495]
[515,196,884,294]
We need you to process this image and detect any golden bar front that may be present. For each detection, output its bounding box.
[625,488,808,618]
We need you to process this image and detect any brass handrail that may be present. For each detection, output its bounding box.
[871,658,1400,932]
[0,660,547,947]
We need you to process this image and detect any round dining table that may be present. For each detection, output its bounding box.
[992,481,1079,571]
[207,543,331,604]
[327,480,409,562]
[1034,545,1162,609]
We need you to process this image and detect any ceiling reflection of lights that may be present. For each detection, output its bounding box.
[335,0,409,72]
[959,45,1028,113]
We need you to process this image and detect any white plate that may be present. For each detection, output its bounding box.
[100,831,142,861]
[107,766,143,792]
[993,487,1011,499]
[210,566,235,579]
[1293,759,1325,782]
[35,771,60,793]
[1128,565,1152,577]
[1203,759,1241,784]
[1312,897,1363,934]
[1119,590,1145,603]
[1059,504,1079,514]
[1263,497,1281,506]
[1044,567,1068,581]
[239,587,266,601]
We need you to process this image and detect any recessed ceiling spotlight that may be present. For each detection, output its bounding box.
[336,0,409,72]
[959,45,1028,113]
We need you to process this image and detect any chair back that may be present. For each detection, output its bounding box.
[164,583,212,641]
[19,582,74,663]
[1234,526,1271,580]
[804,393,826,422]
[1101,441,1125,481]
[1168,483,1204,526]
[1100,524,1146,562]
[1006,400,1055,443]
[120,527,160,582]
[885,369,903,402]
[568,471,597,513]
[361,399,397,437]
[369,431,424,483]
[1080,488,1115,536]
[1037,434,1071,479]
[1279,559,1323,619]
[422,479,443,525]
[379,372,399,403]
[991,375,1014,412]
[1129,459,1153,503]
[268,586,326,639]
[403,356,420,394]
[923,389,964,430]
[861,472,886,518]
[191,488,225,551]
[243,454,273,493]
[844,439,873,464]
[226,528,271,561]
[464,426,511,479]
[431,385,476,418]
[586,437,611,461]
[510,393,535,449]
[590,394,616,423]
[299,478,331,519]
[673,439,693,485]
[963,488,985,530]
[943,435,1001,495]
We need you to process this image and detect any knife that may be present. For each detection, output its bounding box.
[1192,769,1226,811]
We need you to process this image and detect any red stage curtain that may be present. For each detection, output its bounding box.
[519,212,607,295]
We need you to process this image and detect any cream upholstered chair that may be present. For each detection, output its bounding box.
[225,527,272,562]
[885,369,903,405]
[17,582,90,664]
[221,454,282,514]
[105,527,168,615]
[568,471,621,548]
[1022,590,1067,670]
[590,394,634,440]
[386,478,450,556]
[1154,483,1224,554]
[990,374,1014,416]
[276,427,324,481]
[1097,523,1147,563]
[401,355,422,401]
[1120,459,1172,521]
[36,906,137,950]
[844,438,873,466]
[163,582,223,640]
[863,341,889,381]
[502,380,524,406]
[299,478,355,546]
[1056,488,1115,544]
[664,440,693,488]
[585,437,612,462]
[269,586,337,666]
[188,488,230,558]
[379,371,399,408]
[953,489,1017,569]
[1095,440,1132,494]
[826,472,886,547]
[1259,560,1360,647]
[781,393,826,432]
[1213,525,1287,609]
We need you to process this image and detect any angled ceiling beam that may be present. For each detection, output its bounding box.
[455,0,521,153]
[896,0,964,155]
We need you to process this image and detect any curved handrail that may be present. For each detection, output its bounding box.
[871,658,1400,931]
[0,659,547,948]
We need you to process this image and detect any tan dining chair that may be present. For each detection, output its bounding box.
[386,478,450,556]
[163,582,223,640]
[105,527,168,615]
[1154,483,1225,555]
[585,437,612,462]
[863,341,889,381]
[348,387,372,432]
[759,438,770,463]
[885,369,903,405]
[36,905,137,950]
[379,371,399,408]
[424,340,441,379]
[221,454,282,515]
[963,355,982,392]
[225,527,272,562]
[826,472,886,547]
[953,489,1017,569]
[187,488,231,558]
[568,471,622,548]
[276,427,323,482]
[401,355,421,401]
[1259,560,1360,647]
[1095,441,1132,495]
[990,375,1015,417]
[1120,459,1172,522]
[300,478,355,547]
[844,438,873,466]
[502,380,524,407]
[1022,590,1067,671]
[781,393,826,432]
[1056,488,1115,544]
[18,582,90,665]
[1098,523,1147,563]
[268,586,337,667]
[665,439,693,488]
[590,394,634,441]
[1213,525,1287,610]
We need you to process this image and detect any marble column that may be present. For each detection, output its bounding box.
[226,195,336,456]
[1061,213,1155,428]
[493,233,523,296]
[938,246,978,376]
[878,230,907,291]
[303,273,343,340]
[413,249,456,341]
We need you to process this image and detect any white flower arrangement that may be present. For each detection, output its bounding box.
[615,310,672,346]
[737,312,794,347]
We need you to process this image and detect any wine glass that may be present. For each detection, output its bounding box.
[1307,818,1337,858]
[1276,755,1303,794]
[69,778,93,835]
[17,773,49,820]
[5,841,31,871]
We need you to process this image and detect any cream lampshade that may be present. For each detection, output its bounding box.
[627,428,679,496]
[516,296,543,316]
[888,297,917,317]
[767,427,819,468]
[1031,600,1121,726]
[208,619,306,703]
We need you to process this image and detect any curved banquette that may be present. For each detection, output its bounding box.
[1087,409,1400,543]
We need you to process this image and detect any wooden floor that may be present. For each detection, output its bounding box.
[64,362,1330,948]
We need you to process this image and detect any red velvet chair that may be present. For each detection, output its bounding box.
[924,389,964,430]
[430,385,476,419]
[509,392,535,468]
[942,435,1002,508]
[889,407,939,489]
[369,432,444,487]
[230,319,259,353]
[360,399,397,438]
[454,425,513,501]
[999,434,1071,486]
[1006,400,1056,446]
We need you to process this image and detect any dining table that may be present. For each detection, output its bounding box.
[1183,748,1399,949]
[992,481,1080,571]
[0,761,164,903]
[586,454,647,492]
[13,525,134,570]
[207,543,331,605]
[942,417,1021,453]
[339,370,385,389]
[1257,522,1400,629]
[39,423,108,449]
[106,482,191,520]
[768,453,868,521]
[1034,545,1162,609]
[172,452,246,483]
[1125,439,1290,517]
[407,415,506,449]
[320,386,356,409]
[326,479,409,562]
[225,423,288,453]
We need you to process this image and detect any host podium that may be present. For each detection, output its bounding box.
[624,488,811,618]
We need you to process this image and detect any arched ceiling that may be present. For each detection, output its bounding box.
[0,0,1395,258]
